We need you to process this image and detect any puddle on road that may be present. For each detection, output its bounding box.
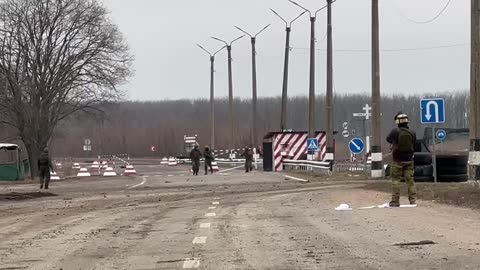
[0,192,57,201]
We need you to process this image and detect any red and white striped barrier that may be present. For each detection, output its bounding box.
[77,167,91,177]
[124,165,137,175]
[103,167,117,177]
[50,171,60,181]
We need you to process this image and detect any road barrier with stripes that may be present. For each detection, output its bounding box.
[282,159,332,175]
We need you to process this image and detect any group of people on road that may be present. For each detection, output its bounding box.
[189,145,256,175]
[189,145,214,176]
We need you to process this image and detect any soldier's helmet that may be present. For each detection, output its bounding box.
[395,113,409,125]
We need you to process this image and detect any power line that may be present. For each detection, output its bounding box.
[390,0,452,24]
[291,43,468,53]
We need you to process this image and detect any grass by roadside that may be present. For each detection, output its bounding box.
[363,181,480,209]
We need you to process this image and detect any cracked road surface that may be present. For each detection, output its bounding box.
[1,166,480,269]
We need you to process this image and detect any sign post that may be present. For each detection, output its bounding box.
[306,138,319,161]
[420,98,446,183]
[353,104,372,160]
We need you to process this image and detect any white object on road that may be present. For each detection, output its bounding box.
[359,203,418,209]
[335,204,353,211]
[200,223,211,228]
[77,167,91,177]
[123,164,137,175]
[183,258,200,269]
[50,171,60,181]
[283,175,309,183]
[103,167,117,177]
[192,236,207,244]
[72,163,81,169]
[211,161,219,172]
[160,157,169,165]
[91,161,100,169]
[205,213,216,217]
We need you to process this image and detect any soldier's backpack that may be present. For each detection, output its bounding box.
[397,128,414,153]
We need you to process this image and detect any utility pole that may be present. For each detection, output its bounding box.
[234,24,271,148]
[289,0,329,139]
[325,0,334,161]
[270,9,307,131]
[470,0,480,180]
[211,35,244,149]
[196,44,225,150]
[371,0,383,178]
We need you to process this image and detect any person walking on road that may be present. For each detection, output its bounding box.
[386,112,417,207]
[203,146,214,175]
[38,148,54,190]
[241,146,254,173]
[190,145,202,176]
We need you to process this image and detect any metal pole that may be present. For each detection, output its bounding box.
[251,37,258,148]
[432,127,437,183]
[308,16,316,138]
[470,0,480,180]
[281,26,291,131]
[371,0,383,178]
[227,45,234,149]
[210,56,215,150]
[325,0,334,161]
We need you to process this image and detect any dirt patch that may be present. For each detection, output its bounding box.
[363,181,480,209]
[0,192,57,201]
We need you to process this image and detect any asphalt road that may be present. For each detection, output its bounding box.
[1,165,480,269]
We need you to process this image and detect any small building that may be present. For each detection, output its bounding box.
[263,131,327,172]
[0,143,28,181]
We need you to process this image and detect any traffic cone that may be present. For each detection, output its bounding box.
[212,161,219,172]
[103,167,117,177]
[168,157,177,166]
[50,171,60,181]
[124,165,137,175]
[90,161,100,170]
[72,163,81,169]
[160,157,169,165]
[77,167,91,177]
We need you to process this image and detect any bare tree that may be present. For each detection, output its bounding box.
[0,0,133,176]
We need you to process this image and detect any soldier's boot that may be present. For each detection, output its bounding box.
[389,201,400,207]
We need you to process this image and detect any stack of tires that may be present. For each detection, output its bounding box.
[436,154,468,182]
[414,153,433,182]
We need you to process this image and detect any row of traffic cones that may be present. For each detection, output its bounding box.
[75,164,137,177]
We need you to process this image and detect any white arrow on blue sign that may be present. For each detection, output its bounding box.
[436,129,447,141]
[306,138,319,152]
[349,138,365,155]
[420,98,445,124]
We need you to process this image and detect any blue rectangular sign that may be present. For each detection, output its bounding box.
[306,138,319,151]
[420,98,445,124]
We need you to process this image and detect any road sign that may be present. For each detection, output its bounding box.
[436,129,447,141]
[349,138,365,155]
[342,130,350,138]
[420,98,445,124]
[352,129,356,136]
[353,104,372,120]
[342,122,348,129]
[83,145,92,151]
[84,139,91,145]
[150,146,156,152]
[306,138,319,152]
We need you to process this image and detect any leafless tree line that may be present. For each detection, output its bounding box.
[16,92,465,159]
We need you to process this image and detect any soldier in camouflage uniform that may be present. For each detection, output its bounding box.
[241,147,254,173]
[190,145,202,176]
[38,148,54,190]
[386,112,417,207]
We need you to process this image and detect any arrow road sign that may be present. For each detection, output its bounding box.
[306,138,319,152]
[421,98,445,124]
[349,138,365,155]
[436,129,447,141]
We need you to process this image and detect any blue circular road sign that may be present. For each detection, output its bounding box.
[349,138,365,155]
[436,129,447,141]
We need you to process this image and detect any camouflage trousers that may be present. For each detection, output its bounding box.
[391,161,416,204]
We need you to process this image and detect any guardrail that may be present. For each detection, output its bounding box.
[283,159,332,175]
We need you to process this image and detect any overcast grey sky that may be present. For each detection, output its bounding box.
[101,0,469,101]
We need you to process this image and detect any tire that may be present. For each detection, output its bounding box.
[414,153,432,166]
[414,176,434,182]
[438,174,469,183]
[436,155,468,166]
[437,165,468,175]
[414,165,433,177]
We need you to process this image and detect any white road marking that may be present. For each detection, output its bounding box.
[192,236,207,244]
[218,165,244,173]
[205,213,216,217]
[213,197,220,200]
[127,177,147,190]
[200,223,211,228]
[212,201,219,205]
[283,175,310,183]
[183,258,200,269]
[167,175,174,177]
[208,206,216,210]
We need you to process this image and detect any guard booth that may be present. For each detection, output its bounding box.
[0,143,28,181]
[263,131,327,172]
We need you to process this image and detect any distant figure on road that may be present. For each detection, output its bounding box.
[190,145,202,176]
[241,147,254,173]
[203,146,214,175]
[38,148,53,190]
[386,112,417,207]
